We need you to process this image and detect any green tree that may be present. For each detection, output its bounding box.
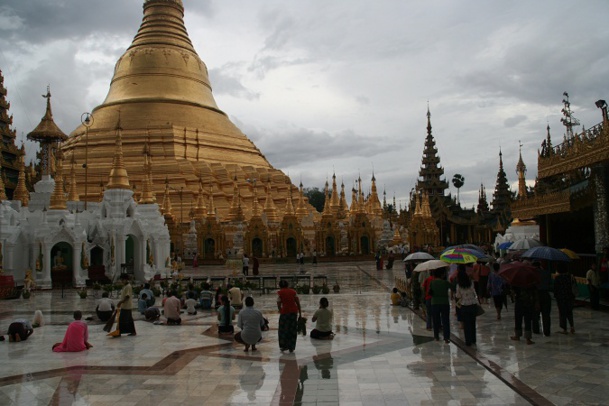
[303,187,325,213]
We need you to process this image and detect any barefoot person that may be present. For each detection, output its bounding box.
[53,311,92,352]
[108,274,137,337]
[234,296,266,351]
[310,297,334,340]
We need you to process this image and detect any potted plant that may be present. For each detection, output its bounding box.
[78,288,88,299]
[92,282,101,291]
[322,284,330,294]
[22,289,31,299]
[333,281,340,293]
[301,284,310,294]
[312,284,321,294]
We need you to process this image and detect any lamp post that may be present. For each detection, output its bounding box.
[81,112,93,210]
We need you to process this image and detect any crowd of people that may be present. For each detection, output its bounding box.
[394,250,603,346]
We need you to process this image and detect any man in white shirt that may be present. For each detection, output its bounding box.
[164,291,182,325]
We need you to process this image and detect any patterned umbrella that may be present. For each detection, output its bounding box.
[403,252,435,262]
[498,262,541,288]
[522,246,571,262]
[440,248,478,264]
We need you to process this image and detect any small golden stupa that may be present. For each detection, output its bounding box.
[62,0,302,222]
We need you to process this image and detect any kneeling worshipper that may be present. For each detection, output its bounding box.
[7,318,34,342]
[53,311,93,352]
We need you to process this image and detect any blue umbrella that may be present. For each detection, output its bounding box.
[521,246,571,262]
[498,241,513,250]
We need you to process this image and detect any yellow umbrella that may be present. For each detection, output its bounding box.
[560,248,579,259]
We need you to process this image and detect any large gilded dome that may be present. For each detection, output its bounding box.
[63,0,298,221]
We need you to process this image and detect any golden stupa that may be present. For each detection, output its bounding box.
[62,0,299,222]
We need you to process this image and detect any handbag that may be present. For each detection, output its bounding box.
[475,304,485,317]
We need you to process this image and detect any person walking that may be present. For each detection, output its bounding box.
[586,263,600,310]
[455,264,478,347]
[487,263,507,320]
[429,267,452,344]
[532,261,552,337]
[553,268,575,334]
[511,285,538,345]
[109,273,136,337]
[276,280,302,352]
[242,254,250,276]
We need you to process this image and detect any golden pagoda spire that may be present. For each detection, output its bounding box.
[295,181,308,218]
[49,147,67,210]
[13,144,30,206]
[421,191,433,217]
[161,177,173,215]
[516,141,527,200]
[349,183,358,214]
[357,176,365,214]
[330,173,340,214]
[227,174,240,221]
[263,177,279,222]
[413,190,422,216]
[250,179,261,218]
[194,178,207,220]
[285,180,295,216]
[369,172,382,216]
[139,141,156,204]
[106,116,131,190]
[0,161,7,201]
[339,180,348,214]
[67,151,79,202]
[322,179,331,215]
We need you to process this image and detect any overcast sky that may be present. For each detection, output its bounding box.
[1,0,608,209]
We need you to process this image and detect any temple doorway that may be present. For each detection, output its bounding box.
[204,238,215,259]
[252,238,263,257]
[51,242,73,288]
[286,238,297,257]
[360,236,370,255]
[325,237,335,256]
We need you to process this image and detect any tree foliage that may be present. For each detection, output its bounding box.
[303,187,325,213]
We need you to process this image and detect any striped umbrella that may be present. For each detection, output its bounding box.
[440,248,478,264]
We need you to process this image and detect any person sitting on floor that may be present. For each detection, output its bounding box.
[217,295,235,334]
[199,283,214,310]
[163,291,182,325]
[138,293,149,315]
[310,297,335,340]
[7,318,34,342]
[144,307,161,322]
[52,311,92,352]
[96,292,115,322]
[185,292,198,315]
[390,287,401,306]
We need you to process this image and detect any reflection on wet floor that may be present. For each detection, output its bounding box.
[0,262,607,405]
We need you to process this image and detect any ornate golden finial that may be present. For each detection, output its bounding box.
[13,145,30,205]
[285,180,295,216]
[207,184,216,219]
[139,140,156,204]
[49,147,67,210]
[161,177,173,215]
[263,177,279,222]
[295,181,308,218]
[106,114,131,190]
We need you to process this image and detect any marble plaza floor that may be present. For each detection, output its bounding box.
[0,262,608,406]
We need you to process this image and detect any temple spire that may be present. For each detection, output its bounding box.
[49,148,67,210]
[106,115,131,190]
[516,142,527,200]
[139,140,156,204]
[417,106,448,197]
[13,145,30,206]
[491,149,511,214]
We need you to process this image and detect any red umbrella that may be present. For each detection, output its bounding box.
[498,262,540,288]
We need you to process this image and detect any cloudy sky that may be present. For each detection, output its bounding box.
[1,0,608,209]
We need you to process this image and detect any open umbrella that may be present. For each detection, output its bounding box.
[509,238,542,250]
[413,260,449,272]
[502,250,525,262]
[498,262,541,288]
[403,252,435,262]
[560,248,580,259]
[440,248,478,264]
[445,244,483,252]
[522,246,571,262]
[498,241,513,250]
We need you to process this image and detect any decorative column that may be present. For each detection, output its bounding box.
[592,164,609,253]
[72,242,84,287]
